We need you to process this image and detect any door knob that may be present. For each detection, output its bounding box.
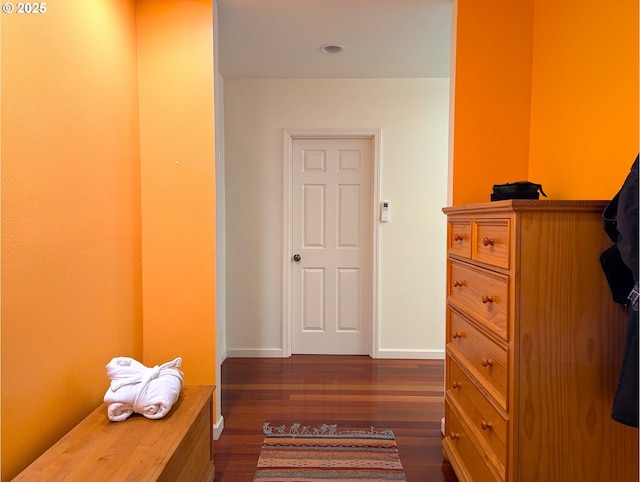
[293,254,301,262]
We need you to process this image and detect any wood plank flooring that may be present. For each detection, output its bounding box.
[213,355,458,481]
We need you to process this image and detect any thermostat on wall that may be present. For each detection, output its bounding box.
[380,201,390,222]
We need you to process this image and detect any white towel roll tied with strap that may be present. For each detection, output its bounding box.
[103,356,184,422]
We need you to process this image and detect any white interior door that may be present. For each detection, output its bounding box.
[291,137,373,354]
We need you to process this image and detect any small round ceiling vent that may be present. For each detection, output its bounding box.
[321,44,345,54]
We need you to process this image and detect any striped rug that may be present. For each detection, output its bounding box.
[253,422,407,481]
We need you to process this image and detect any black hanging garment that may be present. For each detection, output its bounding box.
[600,155,639,427]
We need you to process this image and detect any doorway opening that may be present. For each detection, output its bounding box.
[282,129,381,357]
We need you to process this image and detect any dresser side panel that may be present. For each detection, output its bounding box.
[514,209,638,482]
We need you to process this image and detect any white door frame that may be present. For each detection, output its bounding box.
[282,128,381,358]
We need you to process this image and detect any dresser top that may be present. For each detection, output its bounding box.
[443,199,609,215]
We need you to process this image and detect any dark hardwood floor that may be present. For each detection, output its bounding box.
[213,355,458,481]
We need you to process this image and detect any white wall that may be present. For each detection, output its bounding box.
[213,0,225,438]
[224,78,449,358]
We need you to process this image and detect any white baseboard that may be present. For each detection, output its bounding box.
[217,349,227,365]
[374,349,445,360]
[224,348,444,359]
[225,348,285,358]
[213,415,224,440]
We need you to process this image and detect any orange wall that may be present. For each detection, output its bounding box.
[528,0,639,199]
[1,0,216,479]
[1,1,142,479]
[451,0,535,205]
[137,1,216,385]
[451,0,639,204]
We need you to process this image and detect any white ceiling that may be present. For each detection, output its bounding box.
[217,0,452,79]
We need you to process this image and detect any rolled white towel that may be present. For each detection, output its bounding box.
[103,356,184,422]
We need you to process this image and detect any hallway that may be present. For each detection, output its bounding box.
[213,355,457,481]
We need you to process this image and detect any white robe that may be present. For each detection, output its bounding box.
[103,356,184,422]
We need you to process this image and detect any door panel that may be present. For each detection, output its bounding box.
[292,137,372,354]
[303,185,325,247]
[337,268,359,331]
[302,268,324,330]
[338,184,360,246]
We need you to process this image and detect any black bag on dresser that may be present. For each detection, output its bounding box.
[491,181,547,201]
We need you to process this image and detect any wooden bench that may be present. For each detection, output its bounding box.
[14,385,215,481]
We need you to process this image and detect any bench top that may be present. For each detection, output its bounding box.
[14,385,215,481]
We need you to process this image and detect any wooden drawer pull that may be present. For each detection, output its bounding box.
[454,234,464,241]
[451,381,461,389]
[481,357,494,368]
[480,420,493,431]
[449,432,460,440]
[452,331,462,339]
[483,237,495,246]
[482,295,494,304]
[453,280,463,288]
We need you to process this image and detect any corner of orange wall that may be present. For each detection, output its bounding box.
[451,0,639,205]
[451,0,535,206]
[137,0,216,387]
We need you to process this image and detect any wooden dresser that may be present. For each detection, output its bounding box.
[442,200,638,482]
[14,385,215,481]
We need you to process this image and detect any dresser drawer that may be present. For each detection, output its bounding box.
[448,309,508,410]
[448,260,509,339]
[473,218,510,269]
[448,218,472,259]
[447,355,507,477]
[443,401,502,482]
